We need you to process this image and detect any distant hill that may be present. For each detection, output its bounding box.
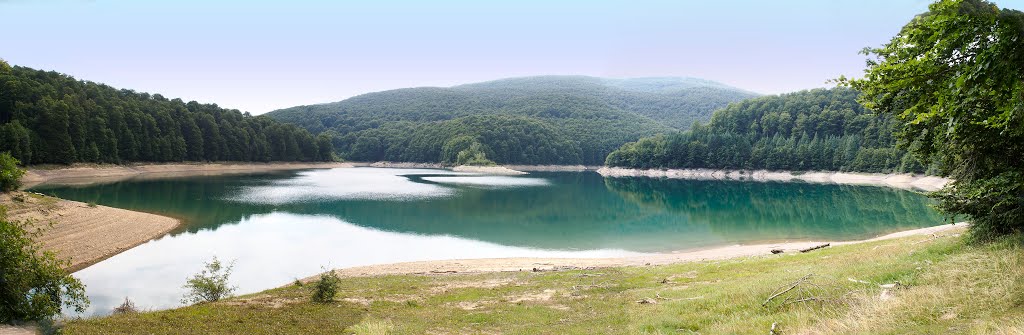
[267,76,757,165]
[606,88,929,173]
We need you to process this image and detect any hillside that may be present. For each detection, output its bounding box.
[606,88,929,173]
[266,76,756,165]
[0,61,333,165]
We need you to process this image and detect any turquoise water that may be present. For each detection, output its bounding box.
[31,168,943,316]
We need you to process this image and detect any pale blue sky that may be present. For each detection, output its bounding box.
[2,0,1022,114]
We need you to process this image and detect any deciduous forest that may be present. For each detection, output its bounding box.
[605,88,929,173]
[0,61,333,165]
[267,76,756,165]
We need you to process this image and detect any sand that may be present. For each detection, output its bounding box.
[2,192,182,273]
[0,324,36,335]
[21,162,352,188]
[502,165,599,172]
[326,223,966,278]
[451,165,528,175]
[596,167,952,192]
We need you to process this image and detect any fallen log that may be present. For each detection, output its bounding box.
[799,243,830,253]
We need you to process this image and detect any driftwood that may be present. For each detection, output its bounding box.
[763,274,814,307]
[799,243,830,253]
[429,270,457,274]
[636,297,657,304]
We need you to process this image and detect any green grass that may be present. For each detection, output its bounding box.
[64,231,1024,334]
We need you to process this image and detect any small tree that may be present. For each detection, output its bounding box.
[0,207,89,324]
[0,152,25,192]
[181,257,237,304]
[310,270,341,303]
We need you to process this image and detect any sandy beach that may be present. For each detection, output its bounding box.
[326,222,966,278]
[597,167,951,192]
[2,192,182,273]
[451,165,528,175]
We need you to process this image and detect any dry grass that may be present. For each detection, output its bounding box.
[64,231,1024,334]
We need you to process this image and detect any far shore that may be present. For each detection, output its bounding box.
[21,161,353,188]
[349,161,601,172]
[319,222,966,279]
[597,167,951,192]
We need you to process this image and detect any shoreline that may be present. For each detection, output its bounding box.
[451,165,528,175]
[597,167,951,192]
[323,222,966,279]
[22,161,352,188]
[349,161,600,172]
[1,192,183,273]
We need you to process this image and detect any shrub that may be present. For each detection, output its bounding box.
[311,270,341,303]
[181,257,237,304]
[0,152,25,192]
[0,206,89,324]
[111,297,137,315]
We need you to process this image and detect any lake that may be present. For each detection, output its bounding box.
[30,167,943,316]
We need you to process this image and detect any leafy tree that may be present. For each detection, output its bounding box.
[839,0,1024,238]
[181,257,237,304]
[0,152,24,192]
[1,207,89,324]
[455,142,496,166]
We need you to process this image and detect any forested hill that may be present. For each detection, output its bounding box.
[266,76,756,165]
[0,61,333,165]
[605,88,930,173]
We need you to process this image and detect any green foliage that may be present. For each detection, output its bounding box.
[0,152,24,192]
[0,64,333,164]
[267,76,756,165]
[606,88,922,173]
[310,270,341,303]
[840,0,1024,237]
[181,257,237,305]
[455,142,495,166]
[0,207,89,324]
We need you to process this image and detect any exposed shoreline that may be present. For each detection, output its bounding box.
[349,161,600,172]
[597,167,951,192]
[22,162,352,188]
[324,222,966,279]
[1,192,183,273]
[451,165,528,175]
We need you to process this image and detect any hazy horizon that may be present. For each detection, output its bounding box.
[3,0,1023,114]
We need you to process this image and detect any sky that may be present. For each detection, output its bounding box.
[3,0,1023,114]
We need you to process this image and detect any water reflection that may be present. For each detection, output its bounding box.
[31,168,943,316]
[74,212,639,316]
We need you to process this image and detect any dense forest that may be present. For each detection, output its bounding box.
[605,88,929,173]
[268,76,756,165]
[0,61,333,165]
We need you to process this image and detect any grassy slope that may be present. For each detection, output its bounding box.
[65,231,1023,334]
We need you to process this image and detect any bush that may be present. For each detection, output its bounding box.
[0,152,25,192]
[111,297,137,315]
[0,206,89,324]
[311,270,341,303]
[181,257,237,304]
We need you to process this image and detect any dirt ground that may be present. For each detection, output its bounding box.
[322,223,966,279]
[2,192,182,272]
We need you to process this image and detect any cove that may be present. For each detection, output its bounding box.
[30,167,943,316]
